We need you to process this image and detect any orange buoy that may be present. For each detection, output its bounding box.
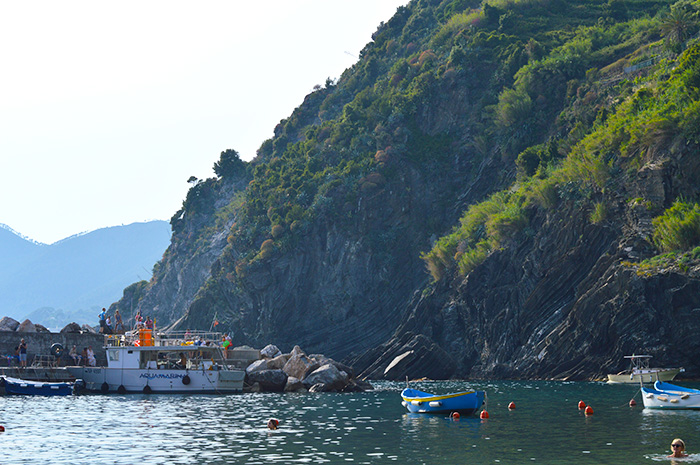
[578,400,586,410]
[629,399,636,407]
[508,402,516,410]
[0,425,4,432]
[480,410,489,419]
[450,412,460,420]
[584,405,594,415]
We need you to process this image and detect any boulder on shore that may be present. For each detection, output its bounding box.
[284,376,305,392]
[310,354,355,378]
[61,322,82,333]
[81,324,98,334]
[283,350,320,380]
[247,382,262,393]
[17,319,36,333]
[246,359,269,374]
[260,344,282,359]
[303,363,349,392]
[246,369,288,392]
[244,344,372,393]
[0,317,20,332]
[267,353,290,370]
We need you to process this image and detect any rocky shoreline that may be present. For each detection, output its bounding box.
[0,314,371,392]
[244,344,372,393]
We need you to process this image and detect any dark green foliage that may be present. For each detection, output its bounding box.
[484,3,505,26]
[606,0,629,21]
[516,140,561,178]
[422,0,700,281]
[653,200,700,252]
[495,88,532,128]
[516,146,542,178]
[213,149,246,179]
[661,4,699,51]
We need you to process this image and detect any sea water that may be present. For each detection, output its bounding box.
[1,380,700,464]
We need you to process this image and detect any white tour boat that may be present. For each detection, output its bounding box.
[606,354,683,384]
[66,329,245,394]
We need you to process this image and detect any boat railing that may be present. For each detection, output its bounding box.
[105,330,226,348]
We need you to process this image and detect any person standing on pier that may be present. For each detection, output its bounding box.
[114,309,124,334]
[18,338,27,368]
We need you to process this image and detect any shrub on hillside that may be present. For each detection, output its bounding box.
[652,200,700,252]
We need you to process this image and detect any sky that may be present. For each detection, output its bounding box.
[0,0,409,245]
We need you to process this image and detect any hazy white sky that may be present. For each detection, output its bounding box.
[0,0,408,244]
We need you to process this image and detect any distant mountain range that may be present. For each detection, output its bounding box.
[0,221,171,330]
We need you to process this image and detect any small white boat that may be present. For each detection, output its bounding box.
[606,355,683,384]
[641,381,700,410]
[66,329,244,394]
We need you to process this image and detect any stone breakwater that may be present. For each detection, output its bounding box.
[0,319,106,367]
[245,344,372,393]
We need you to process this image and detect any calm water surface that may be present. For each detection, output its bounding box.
[2,380,700,464]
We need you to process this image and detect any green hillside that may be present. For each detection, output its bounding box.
[115,0,700,378]
[224,0,686,277]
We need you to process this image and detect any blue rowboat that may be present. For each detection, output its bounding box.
[0,376,83,396]
[401,388,485,415]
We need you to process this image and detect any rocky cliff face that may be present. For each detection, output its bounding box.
[111,174,249,328]
[354,148,700,380]
[112,0,700,381]
[176,151,495,360]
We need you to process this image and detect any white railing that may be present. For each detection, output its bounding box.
[105,329,226,348]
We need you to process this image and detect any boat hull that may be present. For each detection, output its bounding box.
[66,367,244,394]
[641,382,700,410]
[607,368,682,384]
[401,388,485,415]
[1,376,76,396]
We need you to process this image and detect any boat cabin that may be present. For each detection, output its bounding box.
[104,330,228,371]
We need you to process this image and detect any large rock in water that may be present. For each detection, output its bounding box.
[309,355,355,378]
[354,332,456,380]
[0,317,20,332]
[260,344,282,359]
[303,364,349,391]
[267,353,290,370]
[284,376,305,392]
[246,369,288,392]
[246,359,269,374]
[283,353,319,380]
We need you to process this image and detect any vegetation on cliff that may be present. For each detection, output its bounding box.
[116,0,700,375]
[423,0,700,281]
